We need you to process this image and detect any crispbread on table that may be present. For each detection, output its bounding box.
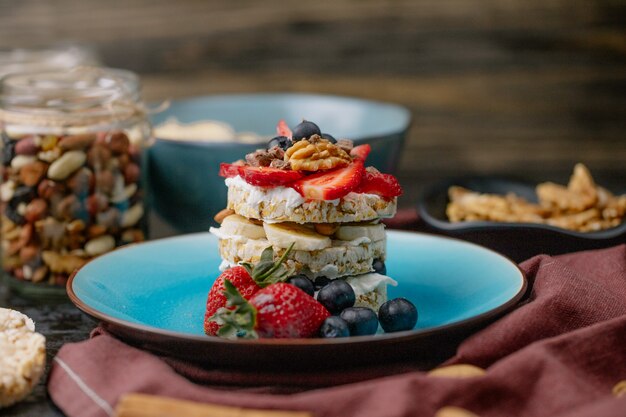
[0,308,46,408]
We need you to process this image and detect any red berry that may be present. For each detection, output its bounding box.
[250,283,330,338]
[355,170,403,199]
[350,144,371,162]
[291,160,365,200]
[239,165,304,187]
[218,163,241,178]
[204,266,260,336]
[219,163,304,187]
[276,119,292,139]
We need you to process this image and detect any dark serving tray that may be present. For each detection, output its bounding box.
[417,177,626,263]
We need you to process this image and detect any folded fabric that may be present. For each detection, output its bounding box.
[48,244,626,417]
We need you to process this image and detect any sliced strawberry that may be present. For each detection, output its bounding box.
[219,163,304,187]
[276,119,292,139]
[239,165,304,187]
[291,161,364,200]
[214,280,330,339]
[350,144,371,162]
[219,162,242,178]
[355,169,403,199]
[204,266,260,336]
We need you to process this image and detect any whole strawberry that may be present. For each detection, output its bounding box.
[204,266,259,336]
[212,280,331,339]
[204,244,294,336]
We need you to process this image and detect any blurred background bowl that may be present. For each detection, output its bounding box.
[147,93,411,234]
[417,176,626,262]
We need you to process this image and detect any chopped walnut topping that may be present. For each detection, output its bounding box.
[270,159,291,169]
[245,146,286,168]
[337,139,354,153]
[245,150,271,167]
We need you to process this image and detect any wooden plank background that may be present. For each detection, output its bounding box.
[0,0,625,208]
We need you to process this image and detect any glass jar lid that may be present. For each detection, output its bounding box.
[0,45,98,78]
[0,67,144,130]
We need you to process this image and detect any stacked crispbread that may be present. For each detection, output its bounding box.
[211,121,402,310]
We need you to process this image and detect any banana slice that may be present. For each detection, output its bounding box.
[220,214,266,239]
[263,222,331,251]
[336,223,385,242]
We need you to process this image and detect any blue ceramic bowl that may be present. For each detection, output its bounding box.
[68,231,526,372]
[147,93,411,234]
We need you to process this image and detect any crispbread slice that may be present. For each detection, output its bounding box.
[0,308,46,408]
[226,177,396,224]
[217,236,386,280]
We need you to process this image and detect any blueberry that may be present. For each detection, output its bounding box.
[340,307,379,336]
[319,316,350,338]
[372,259,386,275]
[316,279,355,314]
[286,274,315,297]
[378,298,418,333]
[321,133,337,144]
[267,135,291,150]
[292,120,321,141]
[314,276,331,291]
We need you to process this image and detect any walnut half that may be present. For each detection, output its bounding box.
[284,136,351,171]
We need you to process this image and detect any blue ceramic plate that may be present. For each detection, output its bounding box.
[68,231,526,370]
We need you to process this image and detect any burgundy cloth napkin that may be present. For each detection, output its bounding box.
[48,244,626,417]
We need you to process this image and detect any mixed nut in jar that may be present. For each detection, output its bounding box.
[0,67,151,294]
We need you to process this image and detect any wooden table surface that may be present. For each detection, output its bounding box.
[1,0,625,415]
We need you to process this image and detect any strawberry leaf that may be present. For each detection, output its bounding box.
[244,243,295,287]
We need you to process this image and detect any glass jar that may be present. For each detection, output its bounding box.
[0,67,152,297]
[0,45,99,78]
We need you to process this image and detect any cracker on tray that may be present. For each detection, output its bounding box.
[446,164,625,232]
